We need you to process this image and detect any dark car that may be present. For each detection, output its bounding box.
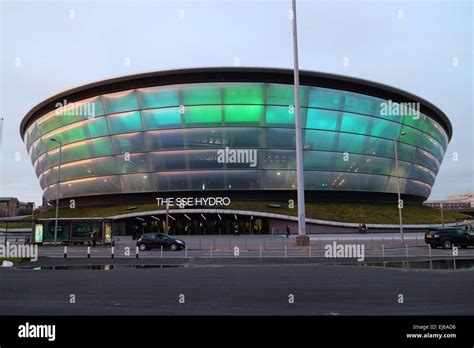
[425,228,474,249]
[136,233,186,251]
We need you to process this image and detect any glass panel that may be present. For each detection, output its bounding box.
[307,87,343,110]
[120,173,153,192]
[182,84,221,105]
[148,151,187,171]
[142,108,182,129]
[153,172,189,191]
[138,86,180,109]
[84,116,109,138]
[263,170,296,189]
[266,128,295,149]
[103,90,139,114]
[224,105,264,125]
[184,105,222,125]
[343,92,375,115]
[223,84,264,104]
[145,129,185,150]
[266,106,295,127]
[189,171,225,190]
[306,109,339,131]
[303,129,335,151]
[107,111,142,134]
[340,112,371,134]
[262,150,295,169]
[111,133,145,154]
[266,84,307,106]
[187,150,226,169]
[226,170,260,189]
[117,153,149,174]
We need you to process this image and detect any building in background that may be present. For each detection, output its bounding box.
[425,192,474,209]
[447,192,474,207]
[0,197,34,217]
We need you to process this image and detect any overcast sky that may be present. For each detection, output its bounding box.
[0,0,473,206]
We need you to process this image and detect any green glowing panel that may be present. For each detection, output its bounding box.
[370,118,401,139]
[344,93,375,115]
[142,108,182,129]
[90,138,113,157]
[304,130,336,151]
[266,84,308,106]
[340,113,370,134]
[103,90,139,114]
[308,88,342,110]
[184,105,222,125]
[86,117,109,138]
[108,111,142,134]
[266,106,295,126]
[223,84,264,104]
[224,105,263,125]
[139,86,180,109]
[306,109,339,131]
[182,85,221,105]
[337,133,366,154]
[61,144,91,164]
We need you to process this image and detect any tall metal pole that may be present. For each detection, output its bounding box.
[165,202,169,233]
[53,141,62,246]
[440,202,445,227]
[291,0,307,238]
[394,137,404,243]
[31,202,35,244]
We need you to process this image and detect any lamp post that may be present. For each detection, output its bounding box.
[31,202,35,244]
[291,0,309,246]
[50,138,62,246]
[394,132,407,243]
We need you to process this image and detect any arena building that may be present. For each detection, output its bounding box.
[20,68,452,237]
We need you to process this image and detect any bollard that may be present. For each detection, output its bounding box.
[453,257,457,270]
[284,245,287,258]
[64,246,67,259]
[259,245,262,259]
[309,244,312,258]
[382,244,385,258]
[111,246,114,259]
[185,247,187,259]
[405,244,408,257]
[210,246,213,260]
[87,246,90,259]
[160,246,163,259]
[429,243,432,258]
[136,246,139,259]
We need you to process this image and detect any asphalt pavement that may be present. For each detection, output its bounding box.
[1,263,473,315]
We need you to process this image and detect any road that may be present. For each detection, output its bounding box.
[1,263,473,315]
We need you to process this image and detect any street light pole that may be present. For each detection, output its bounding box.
[291,0,308,246]
[50,139,62,246]
[394,132,406,243]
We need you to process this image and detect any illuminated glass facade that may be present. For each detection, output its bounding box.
[22,78,450,202]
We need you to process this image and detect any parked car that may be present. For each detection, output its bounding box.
[424,228,474,249]
[136,233,186,251]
